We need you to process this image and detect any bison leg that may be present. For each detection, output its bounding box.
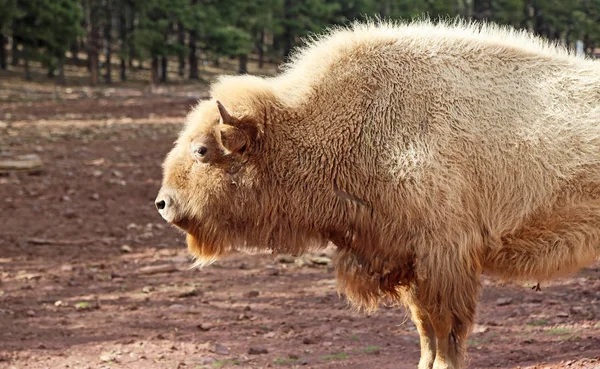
[427,279,479,369]
[407,296,436,369]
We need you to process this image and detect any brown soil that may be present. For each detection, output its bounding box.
[0,82,598,369]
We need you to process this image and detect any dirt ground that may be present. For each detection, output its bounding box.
[0,80,599,369]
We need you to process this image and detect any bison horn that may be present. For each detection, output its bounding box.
[216,100,234,125]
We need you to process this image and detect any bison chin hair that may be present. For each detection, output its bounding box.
[186,217,329,267]
[185,219,331,268]
[186,232,232,268]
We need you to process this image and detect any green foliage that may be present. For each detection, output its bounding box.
[0,0,21,32]
[133,0,188,58]
[5,0,600,83]
[12,0,82,63]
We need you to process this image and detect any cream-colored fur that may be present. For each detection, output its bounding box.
[158,19,600,369]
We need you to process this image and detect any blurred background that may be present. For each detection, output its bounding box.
[1,1,599,369]
[1,0,599,87]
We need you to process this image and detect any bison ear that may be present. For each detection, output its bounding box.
[215,100,262,154]
[218,124,248,154]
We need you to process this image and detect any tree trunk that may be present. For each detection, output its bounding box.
[128,5,135,69]
[120,59,126,81]
[188,30,198,79]
[473,0,493,21]
[273,34,280,57]
[178,22,185,77]
[161,55,167,83]
[0,33,7,70]
[459,0,472,18]
[525,0,534,32]
[238,54,248,74]
[104,0,112,83]
[118,2,127,81]
[282,0,295,60]
[379,0,391,17]
[57,56,66,85]
[583,34,594,57]
[257,28,265,69]
[71,41,81,66]
[87,0,100,86]
[11,34,19,66]
[24,47,31,81]
[151,55,159,85]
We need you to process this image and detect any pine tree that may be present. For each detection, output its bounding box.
[0,0,19,70]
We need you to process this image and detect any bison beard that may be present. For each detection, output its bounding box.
[157,19,600,369]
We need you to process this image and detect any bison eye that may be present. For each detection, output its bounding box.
[196,146,207,156]
[193,145,208,161]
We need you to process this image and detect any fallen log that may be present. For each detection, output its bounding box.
[0,154,43,173]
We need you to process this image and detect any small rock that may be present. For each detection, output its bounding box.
[54,300,65,307]
[244,291,260,298]
[495,297,513,306]
[191,357,216,365]
[60,264,73,272]
[167,256,189,264]
[90,193,100,200]
[472,325,489,334]
[278,255,296,264]
[112,170,124,178]
[197,323,213,331]
[99,352,117,362]
[310,256,331,265]
[92,170,103,177]
[138,264,178,275]
[63,209,77,219]
[26,310,36,317]
[302,337,317,345]
[178,289,199,298]
[168,304,185,309]
[556,312,569,318]
[569,306,585,315]
[248,347,268,355]
[0,121,7,129]
[120,245,133,253]
[210,343,230,355]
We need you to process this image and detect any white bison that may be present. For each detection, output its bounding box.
[156,19,600,369]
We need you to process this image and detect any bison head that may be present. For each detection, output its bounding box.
[155,99,267,265]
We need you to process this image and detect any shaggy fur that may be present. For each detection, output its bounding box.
[157,18,600,369]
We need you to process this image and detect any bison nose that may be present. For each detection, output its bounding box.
[155,191,176,223]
